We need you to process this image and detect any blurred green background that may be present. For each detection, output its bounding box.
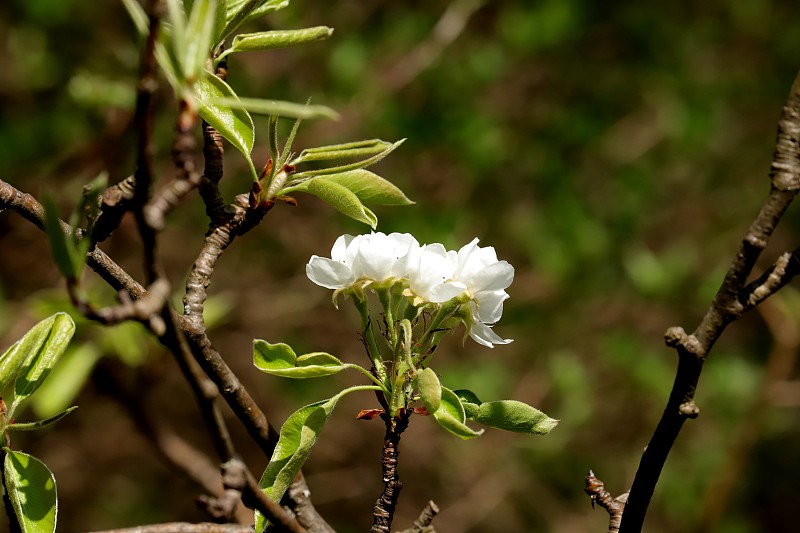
[2,0,800,531]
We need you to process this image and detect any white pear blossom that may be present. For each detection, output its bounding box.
[451,238,514,347]
[307,233,514,348]
[306,232,418,289]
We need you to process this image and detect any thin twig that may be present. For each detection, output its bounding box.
[617,69,800,533]
[199,56,229,225]
[396,500,439,533]
[585,471,627,533]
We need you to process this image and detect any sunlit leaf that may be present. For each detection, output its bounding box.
[471,400,559,435]
[229,27,333,53]
[288,178,377,228]
[253,340,347,378]
[212,97,339,120]
[12,314,76,412]
[3,451,57,533]
[416,368,442,414]
[255,385,378,532]
[221,0,290,41]
[193,75,256,178]
[289,169,413,206]
[30,344,101,419]
[432,387,483,439]
[42,197,77,281]
[183,0,218,81]
[291,139,392,164]
[8,407,79,432]
[291,139,405,179]
[0,314,74,399]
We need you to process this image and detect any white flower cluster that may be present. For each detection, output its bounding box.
[306,232,514,347]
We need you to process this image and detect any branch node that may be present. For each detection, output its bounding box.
[664,326,687,348]
[678,401,700,419]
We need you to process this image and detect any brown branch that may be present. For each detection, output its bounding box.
[91,175,136,244]
[585,471,627,533]
[396,500,439,533]
[131,0,161,209]
[199,57,229,225]
[282,474,336,533]
[371,412,411,533]
[145,101,203,231]
[617,69,800,532]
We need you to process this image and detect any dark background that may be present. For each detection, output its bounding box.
[2,1,800,531]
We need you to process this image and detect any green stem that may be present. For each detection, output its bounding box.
[345,364,390,393]
[355,296,387,384]
[377,288,396,348]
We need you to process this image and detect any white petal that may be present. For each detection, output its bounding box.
[468,321,513,348]
[330,234,356,262]
[426,281,467,303]
[474,290,509,323]
[465,261,515,292]
[306,256,354,289]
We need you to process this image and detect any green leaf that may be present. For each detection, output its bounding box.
[416,368,441,414]
[432,387,483,440]
[221,0,290,41]
[42,197,77,280]
[12,314,76,412]
[470,400,559,435]
[193,75,256,178]
[212,97,339,120]
[0,314,74,398]
[214,0,228,40]
[120,0,148,34]
[291,139,405,179]
[289,178,377,228]
[453,388,481,418]
[255,385,378,532]
[30,344,101,419]
[253,340,347,378]
[183,0,218,81]
[3,451,57,533]
[229,27,333,53]
[165,0,187,63]
[9,407,79,432]
[296,169,413,206]
[291,139,392,164]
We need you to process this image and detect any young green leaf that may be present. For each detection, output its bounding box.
[453,388,482,418]
[288,178,378,228]
[8,407,79,432]
[416,368,442,414]
[432,387,483,440]
[213,0,228,40]
[165,0,187,63]
[120,0,148,34]
[42,197,77,280]
[253,339,347,378]
[11,313,76,412]
[255,385,379,532]
[193,75,256,178]
[0,314,74,396]
[221,0,290,41]
[183,0,218,81]
[289,169,413,206]
[291,139,405,179]
[3,451,58,533]
[470,400,559,435]
[291,139,392,164]
[30,344,101,419]
[212,97,339,120]
[229,27,333,54]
